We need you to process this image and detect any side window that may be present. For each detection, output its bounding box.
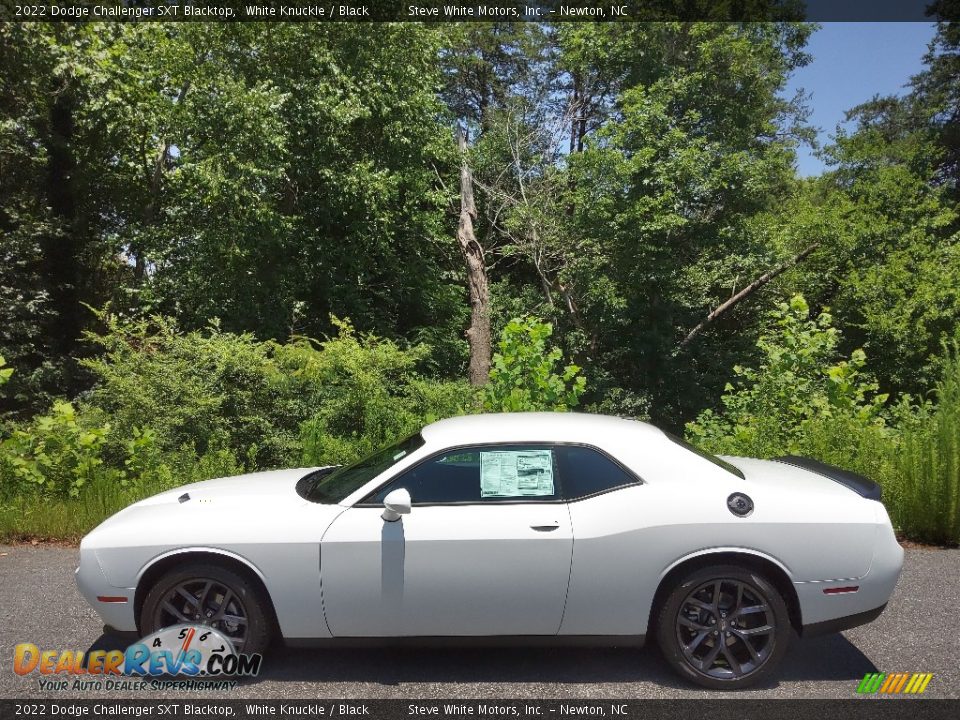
[366,446,560,505]
[556,446,638,500]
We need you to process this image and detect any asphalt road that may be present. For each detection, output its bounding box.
[1,545,957,700]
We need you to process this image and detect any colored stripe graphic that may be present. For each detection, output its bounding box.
[857,672,932,694]
[857,673,885,693]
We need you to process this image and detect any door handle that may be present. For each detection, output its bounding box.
[530,522,560,532]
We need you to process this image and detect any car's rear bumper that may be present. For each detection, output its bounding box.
[801,603,887,637]
[794,507,903,631]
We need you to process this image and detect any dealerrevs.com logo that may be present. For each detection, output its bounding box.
[13,625,262,692]
[856,672,934,695]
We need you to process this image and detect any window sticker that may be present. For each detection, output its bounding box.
[480,450,554,497]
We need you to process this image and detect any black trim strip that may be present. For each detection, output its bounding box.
[801,604,887,637]
[774,456,882,501]
[284,634,645,649]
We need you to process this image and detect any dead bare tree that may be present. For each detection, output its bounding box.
[456,124,491,386]
[475,98,597,350]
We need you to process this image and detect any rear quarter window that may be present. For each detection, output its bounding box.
[556,445,640,500]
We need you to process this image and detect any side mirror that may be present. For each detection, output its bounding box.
[381,488,411,522]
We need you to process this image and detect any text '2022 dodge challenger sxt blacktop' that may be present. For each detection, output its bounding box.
[76,412,903,689]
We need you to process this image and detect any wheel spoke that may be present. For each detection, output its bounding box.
[685,597,713,612]
[176,587,199,608]
[711,581,722,608]
[700,639,723,670]
[162,601,190,623]
[685,630,712,652]
[721,643,742,675]
[735,624,773,637]
[213,590,234,621]
[735,603,768,616]
[197,581,213,612]
[736,633,761,663]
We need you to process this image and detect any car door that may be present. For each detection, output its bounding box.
[320,444,573,637]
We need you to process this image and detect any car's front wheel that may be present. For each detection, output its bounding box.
[140,562,273,656]
[655,564,791,689]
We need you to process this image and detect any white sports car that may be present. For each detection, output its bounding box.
[77,412,903,689]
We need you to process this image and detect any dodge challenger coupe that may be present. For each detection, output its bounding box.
[77,412,903,688]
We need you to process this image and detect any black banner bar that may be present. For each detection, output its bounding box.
[0,0,955,23]
[1,700,960,720]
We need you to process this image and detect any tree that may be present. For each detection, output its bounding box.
[561,22,814,423]
[0,24,129,413]
[455,125,492,385]
[813,18,960,396]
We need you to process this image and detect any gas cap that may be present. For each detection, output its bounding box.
[727,492,754,517]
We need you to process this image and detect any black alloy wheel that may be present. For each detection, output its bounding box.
[656,564,791,689]
[140,562,273,656]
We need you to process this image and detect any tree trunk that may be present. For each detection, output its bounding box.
[456,124,491,386]
[43,81,81,359]
[135,80,190,282]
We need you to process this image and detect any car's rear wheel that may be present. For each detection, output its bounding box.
[655,564,790,689]
[140,562,273,656]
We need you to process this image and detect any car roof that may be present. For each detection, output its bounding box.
[420,412,664,448]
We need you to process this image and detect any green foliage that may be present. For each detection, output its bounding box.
[0,355,12,387]
[81,312,309,470]
[0,313,470,537]
[298,317,473,466]
[896,351,960,545]
[483,317,586,413]
[687,295,888,457]
[560,22,815,422]
[0,401,113,499]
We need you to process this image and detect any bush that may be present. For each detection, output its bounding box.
[297,317,473,466]
[687,295,889,457]
[0,401,114,499]
[684,295,960,545]
[483,317,586,413]
[81,313,309,470]
[0,355,12,387]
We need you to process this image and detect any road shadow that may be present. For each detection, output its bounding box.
[236,633,877,690]
[82,628,877,691]
[85,630,136,657]
[778,633,878,682]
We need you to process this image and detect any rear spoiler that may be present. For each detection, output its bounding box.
[774,456,882,501]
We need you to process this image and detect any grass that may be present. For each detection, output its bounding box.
[0,477,150,543]
[896,357,960,545]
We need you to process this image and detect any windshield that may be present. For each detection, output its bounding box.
[665,432,745,480]
[299,434,425,504]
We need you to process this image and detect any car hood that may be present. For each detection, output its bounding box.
[134,467,322,506]
[81,467,344,557]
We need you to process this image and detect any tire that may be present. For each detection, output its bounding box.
[140,562,273,656]
[655,564,790,690]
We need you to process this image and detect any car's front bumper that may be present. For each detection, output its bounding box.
[75,548,138,633]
